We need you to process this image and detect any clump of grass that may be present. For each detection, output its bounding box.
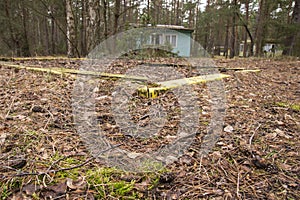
[0,184,10,199]
[0,178,23,199]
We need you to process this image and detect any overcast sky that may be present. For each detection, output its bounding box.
[199,0,207,12]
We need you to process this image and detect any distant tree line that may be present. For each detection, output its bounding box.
[0,0,299,57]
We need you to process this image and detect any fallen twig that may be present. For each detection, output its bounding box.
[237,171,240,199]
[44,110,54,130]
[249,124,261,146]
[5,96,16,119]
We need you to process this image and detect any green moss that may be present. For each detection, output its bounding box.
[275,102,300,111]
[86,167,120,185]
[64,157,81,165]
[56,168,80,180]
[86,167,136,198]
[31,193,39,200]
[201,121,209,126]
[85,167,167,198]
[51,155,84,180]
[109,180,135,196]
[275,102,288,108]
[291,104,300,111]
[148,175,160,190]
[139,160,164,172]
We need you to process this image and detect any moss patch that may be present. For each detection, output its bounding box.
[275,102,300,111]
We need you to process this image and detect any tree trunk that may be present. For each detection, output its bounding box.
[87,0,99,51]
[224,23,229,59]
[282,0,300,56]
[128,0,132,23]
[254,0,270,57]
[229,0,237,59]
[147,0,150,24]
[4,0,18,55]
[243,0,249,57]
[51,12,55,55]
[176,0,180,25]
[114,0,121,34]
[256,1,263,56]
[102,0,108,39]
[122,0,127,26]
[81,0,87,56]
[237,8,254,56]
[66,0,76,57]
[204,0,211,52]
[20,2,30,57]
[44,16,50,55]
[108,1,111,34]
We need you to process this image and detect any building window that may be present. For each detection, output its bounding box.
[150,34,163,45]
[165,34,177,47]
[150,33,177,48]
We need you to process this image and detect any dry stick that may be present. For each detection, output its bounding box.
[13,144,121,177]
[249,124,261,146]
[248,123,262,162]
[237,171,240,199]
[44,110,54,130]
[5,96,16,119]
[231,157,241,199]
[239,170,251,182]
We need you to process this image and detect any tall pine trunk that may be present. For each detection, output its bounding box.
[18,1,30,57]
[81,0,87,56]
[283,0,300,56]
[224,22,229,58]
[87,0,99,52]
[114,0,121,34]
[229,0,237,58]
[254,0,270,56]
[243,0,249,57]
[66,0,76,57]
[102,0,108,40]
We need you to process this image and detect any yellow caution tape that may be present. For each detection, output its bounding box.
[138,74,230,98]
[0,56,86,61]
[235,69,261,73]
[0,62,147,81]
[1,61,260,99]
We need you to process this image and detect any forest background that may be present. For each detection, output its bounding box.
[0,0,299,58]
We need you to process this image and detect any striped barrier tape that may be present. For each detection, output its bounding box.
[0,61,260,99]
[138,73,231,98]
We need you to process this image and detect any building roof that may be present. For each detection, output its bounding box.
[155,24,194,32]
[128,23,194,32]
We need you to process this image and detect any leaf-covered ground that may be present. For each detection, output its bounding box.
[0,57,299,199]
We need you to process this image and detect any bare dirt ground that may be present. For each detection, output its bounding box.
[0,57,299,199]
